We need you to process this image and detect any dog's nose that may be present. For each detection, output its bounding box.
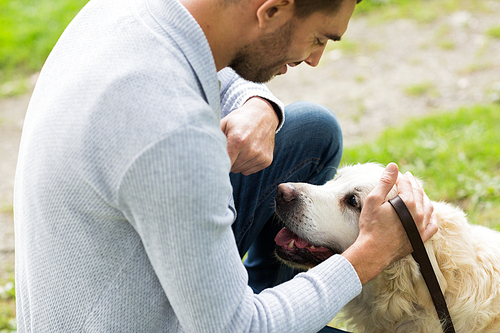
[276,183,298,206]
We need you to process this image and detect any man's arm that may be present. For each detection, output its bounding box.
[218,68,285,175]
[118,123,362,332]
[218,67,284,129]
[342,163,438,285]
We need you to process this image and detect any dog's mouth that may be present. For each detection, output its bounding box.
[274,227,337,268]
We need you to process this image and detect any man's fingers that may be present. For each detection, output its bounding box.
[221,109,275,175]
[231,152,272,175]
[421,213,439,243]
[408,172,433,226]
[368,163,399,205]
[225,143,238,167]
[396,171,437,246]
[395,171,413,201]
[406,171,424,205]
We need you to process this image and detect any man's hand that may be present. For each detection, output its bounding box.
[221,97,279,175]
[342,163,438,285]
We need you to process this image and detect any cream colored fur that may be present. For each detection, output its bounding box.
[279,163,500,332]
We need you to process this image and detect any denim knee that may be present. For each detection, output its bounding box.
[281,101,343,185]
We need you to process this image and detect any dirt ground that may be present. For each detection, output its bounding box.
[267,5,500,145]
[1,4,499,274]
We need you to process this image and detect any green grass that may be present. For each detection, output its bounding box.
[0,0,89,93]
[459,61,494,75]
[489,83,500,104]
[326,39,359,54]
[1,0,499,329]
[0,272,15,332]
[0,202,13,215]
[341,104,500,229]
[403,81,439,98]
[0,0,490,96]
[353,0,486,23]
[329,104,500,330]
[486,25,500,39]
[354,0,438,22]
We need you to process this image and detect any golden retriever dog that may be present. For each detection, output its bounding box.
[274,163,500,333]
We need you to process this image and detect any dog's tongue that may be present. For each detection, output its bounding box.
[274,227,310,249]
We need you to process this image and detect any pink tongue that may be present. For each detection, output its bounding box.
[274,227,310,249]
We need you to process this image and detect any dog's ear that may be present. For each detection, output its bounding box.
[413,244,447,311]
[428,246,447,294]
[385,184,399,202]
[415,176,425,190]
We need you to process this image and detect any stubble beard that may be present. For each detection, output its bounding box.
[229,20,295,83]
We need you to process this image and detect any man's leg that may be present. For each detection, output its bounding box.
[230,101,343,290]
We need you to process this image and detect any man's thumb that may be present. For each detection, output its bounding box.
[372,163,399,200]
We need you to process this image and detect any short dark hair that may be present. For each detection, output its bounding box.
[294,0,362,19]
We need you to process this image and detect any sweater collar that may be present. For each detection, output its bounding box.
[142,0,221,113]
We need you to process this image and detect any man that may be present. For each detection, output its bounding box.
[14,0,437,331]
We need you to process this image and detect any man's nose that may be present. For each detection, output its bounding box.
[304,45,326,67]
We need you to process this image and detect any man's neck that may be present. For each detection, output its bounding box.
[179,0,256,71]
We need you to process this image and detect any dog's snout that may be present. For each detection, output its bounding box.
[276,183,298,206]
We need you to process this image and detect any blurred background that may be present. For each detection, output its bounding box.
[1,0,499,331]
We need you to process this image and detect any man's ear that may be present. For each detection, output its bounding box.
[255,0,295,29]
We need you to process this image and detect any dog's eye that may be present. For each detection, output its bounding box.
[342,193,361,212]
[345,194,361,211]
[347,195,358,208]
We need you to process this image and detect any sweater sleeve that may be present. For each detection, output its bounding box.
[117,122,361,333]
[218,67,285,132]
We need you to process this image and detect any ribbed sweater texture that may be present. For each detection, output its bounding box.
[14,0,361,331]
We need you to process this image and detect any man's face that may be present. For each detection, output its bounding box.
[229,20,295,83]
[230,0,356,83]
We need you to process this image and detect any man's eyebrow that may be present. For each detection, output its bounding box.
[325,34,342,42]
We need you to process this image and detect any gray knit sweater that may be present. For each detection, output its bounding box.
[14,0,361,331]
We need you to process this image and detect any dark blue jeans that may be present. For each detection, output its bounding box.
[230,101,349,333]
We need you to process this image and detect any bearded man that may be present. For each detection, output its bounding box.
[14,0,436,331]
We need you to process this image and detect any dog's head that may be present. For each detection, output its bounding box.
[274,163,400,269]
